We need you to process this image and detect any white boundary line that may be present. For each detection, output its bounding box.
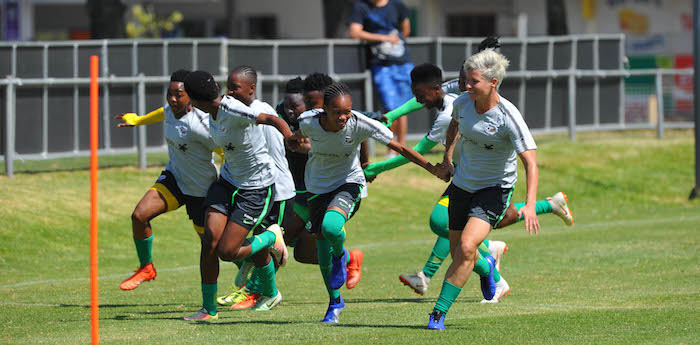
[1,215,698,290]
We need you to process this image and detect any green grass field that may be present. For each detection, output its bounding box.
[1,130,699,344]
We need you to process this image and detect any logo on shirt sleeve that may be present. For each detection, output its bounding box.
[485,124,497,134]
[176,125,189,137]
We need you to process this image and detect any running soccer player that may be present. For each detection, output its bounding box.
[427,48,539,330]
[214,66,297,310]
[114,70,221,291]
[181,70,293,321]
[365,63,573,302]
[289,82,443,323]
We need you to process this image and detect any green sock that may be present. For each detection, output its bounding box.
[244,231,276,257]
[321,210,347,258]
[473,253,490,277]
[316,239,340,300]
[257,260,278,298]
[246,269,261,294]
[201,283,218,316]
[475,244,501,283]
[383,97,424,127]
[514,200,553,221]
[477,242,489,258]
[134,235,153,267]
[482,239,490,248]
[422,237,449,278]
[434,280,462,315]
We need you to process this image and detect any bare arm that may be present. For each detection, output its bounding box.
[517,149,540,234]
[349,23,400,44]
[400,18,410,37]
[256,113,293,139]
[386,139,442,179]
[442,119,460,167]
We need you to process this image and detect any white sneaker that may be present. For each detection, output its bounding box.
[235,260,255,288]
[399,271,430,295]
[267,224,288,266]
[251,291,282,311]
[487,240,508,272]
[480,277,510,303]
[547,192,574,226]
[183,308,218,321]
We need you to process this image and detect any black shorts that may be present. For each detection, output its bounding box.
[307,183,363,235]
[445,183,514,230]
[203,178,276,230]
[152,170,206,227]
[264,197,296,228]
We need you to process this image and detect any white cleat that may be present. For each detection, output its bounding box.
[480,277,510,303]
[251,291,283,311]
[399,271,431,295]
[487,240,508,272]
[234,260,255,288]
[267,224,289,266]
[548,192,574,226]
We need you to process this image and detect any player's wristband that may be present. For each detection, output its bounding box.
[383,98,424,128]
[364,136,438,177]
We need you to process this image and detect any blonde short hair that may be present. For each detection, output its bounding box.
[463,48,510,89]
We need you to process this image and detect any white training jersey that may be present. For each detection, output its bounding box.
[299,109,394,196]
[425,93,458,145]
[162,104,218,197]
[210,95,275,189]
[251,99,296,202]
[450,93,537,192]
[441,78,460,95]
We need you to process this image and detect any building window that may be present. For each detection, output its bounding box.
[446,14,495,37]
[247,15,277,39]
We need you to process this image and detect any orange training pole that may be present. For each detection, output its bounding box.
[89,55,99,345]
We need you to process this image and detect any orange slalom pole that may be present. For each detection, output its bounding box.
[89,55,99,345]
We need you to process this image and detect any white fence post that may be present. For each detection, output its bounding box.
[5,81,15,178]
[655,71,665,140]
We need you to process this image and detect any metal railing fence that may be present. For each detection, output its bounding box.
[0,35,694,177]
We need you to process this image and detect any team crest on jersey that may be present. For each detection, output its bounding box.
[176,125,188,137]
[344,136,354,145]
[485,124,497,134]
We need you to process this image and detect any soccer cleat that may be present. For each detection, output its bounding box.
[399,271,431,295]
[119,262,157,290]
[267,224,289,267]
[234,260,255,288]
[329,249,348,290]
[480,256,497,300]
[548,192,574,226]
[183,308,218,321]
[346,249,364,289]
[487,240,508,272]
[481,277,510,303]
[251,291,282,311]
[231,292,261,310]
[427,311,445,330]
[321,297,345,324]
[217,286,249,306]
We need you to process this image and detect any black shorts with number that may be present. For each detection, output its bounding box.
[307,183,363,236]
[445,183,514,230]
[153,170,206,227]
[203,178,276,230]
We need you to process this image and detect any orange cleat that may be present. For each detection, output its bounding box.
[120,262,157,290]
[346,249,364,289]
[231,293,261,310]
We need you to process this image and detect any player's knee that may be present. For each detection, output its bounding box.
[131,207,151,225]
[457,241,478,262]
[429,208,449,238]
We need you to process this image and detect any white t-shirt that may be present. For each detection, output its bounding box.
[450,94,537,192]
[210,95,275,189]
[299,109,394,195]
[162,104,218,197]
[251,99,296,202]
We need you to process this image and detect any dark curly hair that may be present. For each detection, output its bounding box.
[410,63,442,86]
[304,72,334,93]
[170,69,191,83]
[285,76,304,94]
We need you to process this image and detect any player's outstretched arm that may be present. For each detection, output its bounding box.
[364,136,438,178]
[386,139,444,181]
[383,97,424,128]
[115,107,166,127]
[517,149,540,235]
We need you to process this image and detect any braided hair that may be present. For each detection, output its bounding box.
[230,65,257,84]
[285,77,304,94]
[478,36,501,52]
[170,69,191,83]
[184,70,218,101]
[304,72,334,93]
[323,82,351,106]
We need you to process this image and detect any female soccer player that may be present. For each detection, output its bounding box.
[427,49,539,330]
[114,70,221,291]
[290,82,443,323]
[181,70,293,321]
